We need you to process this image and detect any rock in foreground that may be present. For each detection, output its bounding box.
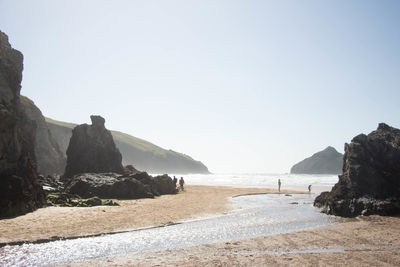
[65,172,176,199]
[314,123,400,217]
[63,115,124,180]
[0,30,46,218]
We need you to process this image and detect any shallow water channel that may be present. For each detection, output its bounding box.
[0,194,337,266]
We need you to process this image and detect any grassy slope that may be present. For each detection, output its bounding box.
[45,117,208,174]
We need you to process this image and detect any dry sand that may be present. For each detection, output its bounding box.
[0,185,295,245]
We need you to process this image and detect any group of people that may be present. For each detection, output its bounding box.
[173,176,185,192]
[278,179,312,193]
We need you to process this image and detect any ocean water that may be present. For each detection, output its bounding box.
[165,173,339,192]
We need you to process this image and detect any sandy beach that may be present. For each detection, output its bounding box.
[1,185,399,266]
[0,185,297,245]
[75,215,400,267]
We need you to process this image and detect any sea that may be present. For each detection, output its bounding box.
[163,173,339,192]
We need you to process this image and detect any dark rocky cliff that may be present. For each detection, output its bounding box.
[290,146,343,174]
[314,123,400,217]
[63,115,124,180]
[46,118,210,174]
[0,31,46,218]
[20,96,66,176]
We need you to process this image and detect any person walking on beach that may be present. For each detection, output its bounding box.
[308,184,312,193]
[278,179,281,192]
[179,177,185,191]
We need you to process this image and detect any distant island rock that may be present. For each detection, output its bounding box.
[314,123,400,217]
[290,146,343,174]
[0,30,46,218]
[46,117,210,174]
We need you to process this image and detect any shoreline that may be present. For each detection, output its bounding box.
[68,215,400,266]
[0,185,304,245]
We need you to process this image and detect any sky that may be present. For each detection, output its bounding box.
[0,0,399,173]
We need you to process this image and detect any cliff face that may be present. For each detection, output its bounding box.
[20,96,66,175]
[314,123,400,217]
[290,146,343,174]
[63,115,124,180]
[46,118,210,174]
[0,31,46,218]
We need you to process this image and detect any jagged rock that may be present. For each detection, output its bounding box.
[0,30,46,218]
[152,174,177,195]
[65,172,177,199]
[290,146,343,174]
[124,164,140,175]
[62,115,124,180]
[20,96,66,175]
[37,174,63,192]
[65,173,154,199]
[314,123,400,217]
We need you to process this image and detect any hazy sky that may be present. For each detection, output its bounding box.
[1,0,399,173]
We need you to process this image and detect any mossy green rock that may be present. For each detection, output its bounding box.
[46,193,119,207]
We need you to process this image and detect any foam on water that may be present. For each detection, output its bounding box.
[0,193,337,266]
[166,173,339,192]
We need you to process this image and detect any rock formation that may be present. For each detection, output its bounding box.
[65,172,176,199]
[20,96,66,175]
[46,117,210,174]
[290,146,343,174]
[0,31,46,218]
[62,115,124,180]
[314,123,400,217]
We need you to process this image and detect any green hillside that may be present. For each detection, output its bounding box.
[45,117,210,174]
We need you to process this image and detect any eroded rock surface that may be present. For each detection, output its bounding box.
[65,172,176,199]
[314,123,400,217]
[20,96,66,175]
[0,31,46,218]
[62,115,124,180]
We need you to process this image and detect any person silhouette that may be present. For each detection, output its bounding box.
[278,179,281,192]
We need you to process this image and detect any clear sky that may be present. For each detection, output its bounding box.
[1,0,399,173]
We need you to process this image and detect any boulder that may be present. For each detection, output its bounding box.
[65,173,154,199]
[65,172,177,199]
[62,115,124,180]
[0,31,46,218]
[153,174,177,195]
[314,123,400,217]
[290,146,343,174]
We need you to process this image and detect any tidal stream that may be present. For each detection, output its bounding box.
[0,194,337,266]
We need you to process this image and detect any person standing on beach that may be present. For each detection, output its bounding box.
[278,179,281,192]
[179,177,185,191]
[308,184,312,193]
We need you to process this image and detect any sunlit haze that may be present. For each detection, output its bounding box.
[1,0,399,173]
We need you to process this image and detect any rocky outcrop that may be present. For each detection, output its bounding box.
[314,123,400,217]
[46,117,210,174]
[0,31,46,218]
[290,146,343,174]
[62,116,124,180]
[20,96,66,175]
[65,172,176,199]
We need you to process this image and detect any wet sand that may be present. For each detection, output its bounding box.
[0,185,298,245]
[69,215,400,266]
